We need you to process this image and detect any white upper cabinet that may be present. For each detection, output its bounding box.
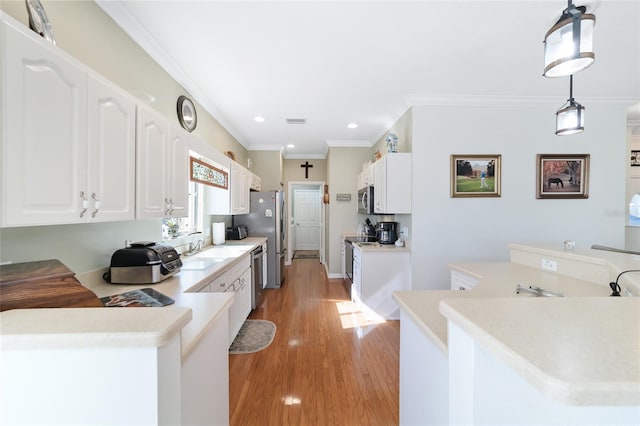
[250,172,262,192]
[87,75,136,222]
[230,161,250,215]
[373,153,412,214]
[1,16,135,226]
[167,126,189,217]
[136,104,188,219]
[206,160,250,215]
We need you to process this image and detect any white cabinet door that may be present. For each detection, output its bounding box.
[373,159,386,214]
[359,248,410,319]
[87,75,136,222]
[250,172,262,191]
[206,161,250,215]
[2,18,87,226]
[231,161,250,215]
[228,267,252,343]
[167,126,189,218]
[450,270,479,291]
[352,246,362,303]
[136,104,169,218]
[136,105,188,219]
[371,153,412,214]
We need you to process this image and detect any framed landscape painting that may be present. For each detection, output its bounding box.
[450,154,501,198]
[536,154,589,199]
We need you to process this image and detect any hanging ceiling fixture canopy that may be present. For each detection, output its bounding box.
[543,1,595,78]
[556,75,585,136]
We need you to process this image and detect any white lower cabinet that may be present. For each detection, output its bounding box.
[228,256,252,344]
[352,246,410,319]
[181,307,230,426]
[198,255,253,346]
[450,269,479,291]
[399,310,449,426]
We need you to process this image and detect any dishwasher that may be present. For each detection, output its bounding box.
[251,245,265,310]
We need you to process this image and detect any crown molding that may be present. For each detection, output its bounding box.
[325,139,372,148]
[283,153,327,160]
[407,94,640,108]
[246,144,284,152]
[96,1,248,148]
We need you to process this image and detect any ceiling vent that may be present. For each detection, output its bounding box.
[286,118,307,125]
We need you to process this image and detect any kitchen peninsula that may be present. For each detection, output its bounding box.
[393,244,640,425]
[0,238,266,426]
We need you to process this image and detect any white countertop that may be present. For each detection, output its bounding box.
[1,238,267,359]
[440,297,640,406]
[393,263,609,355]
[393,245,640,406]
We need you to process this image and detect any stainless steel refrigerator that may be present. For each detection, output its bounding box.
[233,191,286,288]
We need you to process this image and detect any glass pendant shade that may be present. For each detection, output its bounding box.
[543,5,595,78]
[556,99,585,135]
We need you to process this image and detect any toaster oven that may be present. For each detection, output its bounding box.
[106,241,182,284]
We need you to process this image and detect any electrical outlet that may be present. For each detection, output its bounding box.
[541,259,557,272]
[400,226,409,238]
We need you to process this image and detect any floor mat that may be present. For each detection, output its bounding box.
[229,320,276,354]
[293,250,319,259]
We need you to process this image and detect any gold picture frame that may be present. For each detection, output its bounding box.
[450,154,502,198]
[536,154,589,199]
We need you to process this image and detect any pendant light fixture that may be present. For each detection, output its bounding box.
[555,75,585,135]
[543,0,595,78]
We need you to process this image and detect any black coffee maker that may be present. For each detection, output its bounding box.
[376,221,398,244]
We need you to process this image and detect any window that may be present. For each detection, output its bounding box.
[162,181,203,240]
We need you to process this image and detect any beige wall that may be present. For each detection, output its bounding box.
[248,150,283,191]
[371,107,413,156]
[283,159,327,187]
[326,147,372,275]
[0,0,246,162]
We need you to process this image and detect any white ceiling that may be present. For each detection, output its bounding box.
[97,1,640,158]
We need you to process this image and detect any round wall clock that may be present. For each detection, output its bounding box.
[177,95,197,132]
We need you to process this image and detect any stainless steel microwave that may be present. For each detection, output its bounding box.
[357,186,374,214]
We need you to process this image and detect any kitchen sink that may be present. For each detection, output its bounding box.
[181,258,222,270]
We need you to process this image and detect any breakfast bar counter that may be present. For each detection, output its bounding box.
[393,244,640,425]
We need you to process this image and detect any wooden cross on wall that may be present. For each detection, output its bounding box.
[301,161,313,179]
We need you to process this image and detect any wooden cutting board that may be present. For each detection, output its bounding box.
[0,259,103,311]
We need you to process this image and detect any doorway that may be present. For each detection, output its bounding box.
[287,181,325,265]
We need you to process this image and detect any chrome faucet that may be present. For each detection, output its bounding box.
[187,239,204,256]
[516,284,563,297]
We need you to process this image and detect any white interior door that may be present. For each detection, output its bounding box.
[293,189,321,251]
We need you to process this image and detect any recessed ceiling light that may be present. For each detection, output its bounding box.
[254,116,265,122]
[287,144,295,148]
[347,122,358,129]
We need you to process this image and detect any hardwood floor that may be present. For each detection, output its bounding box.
[229,258,400,425]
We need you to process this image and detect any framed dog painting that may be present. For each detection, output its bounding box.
[536,154,589,199]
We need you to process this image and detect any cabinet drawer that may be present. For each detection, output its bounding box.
[228,254,251,283]
[209,271,230,292]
